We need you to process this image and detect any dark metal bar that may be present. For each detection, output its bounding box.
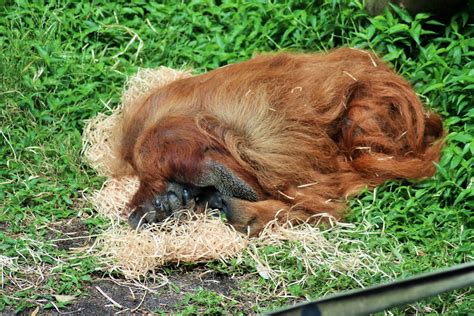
[266,261,474,316]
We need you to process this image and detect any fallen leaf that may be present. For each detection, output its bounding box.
[256,263,270,280]
[53,294,76,303]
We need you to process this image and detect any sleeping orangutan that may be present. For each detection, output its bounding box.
[113,48,444,235]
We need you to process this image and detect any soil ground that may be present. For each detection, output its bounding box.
[4,270,253,315]
[2,219,255,315]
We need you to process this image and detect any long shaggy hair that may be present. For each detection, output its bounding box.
[112,48,444,235]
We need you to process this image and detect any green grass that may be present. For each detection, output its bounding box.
[1,0,473,314]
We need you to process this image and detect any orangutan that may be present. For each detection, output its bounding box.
[113,48,444,235]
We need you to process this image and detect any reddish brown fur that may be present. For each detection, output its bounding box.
[114,48,444,234]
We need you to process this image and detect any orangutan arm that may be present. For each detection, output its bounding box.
[127,158,263,232]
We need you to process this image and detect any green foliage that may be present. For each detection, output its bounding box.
[170,288,240,315]
[1,0,472,314]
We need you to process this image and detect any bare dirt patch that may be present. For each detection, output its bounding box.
[11,269,254,315]
[0,220,10,232]
[44,218,92,251]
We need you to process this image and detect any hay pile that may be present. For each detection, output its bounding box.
[83,66,384,285]
[94,211,248,280]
